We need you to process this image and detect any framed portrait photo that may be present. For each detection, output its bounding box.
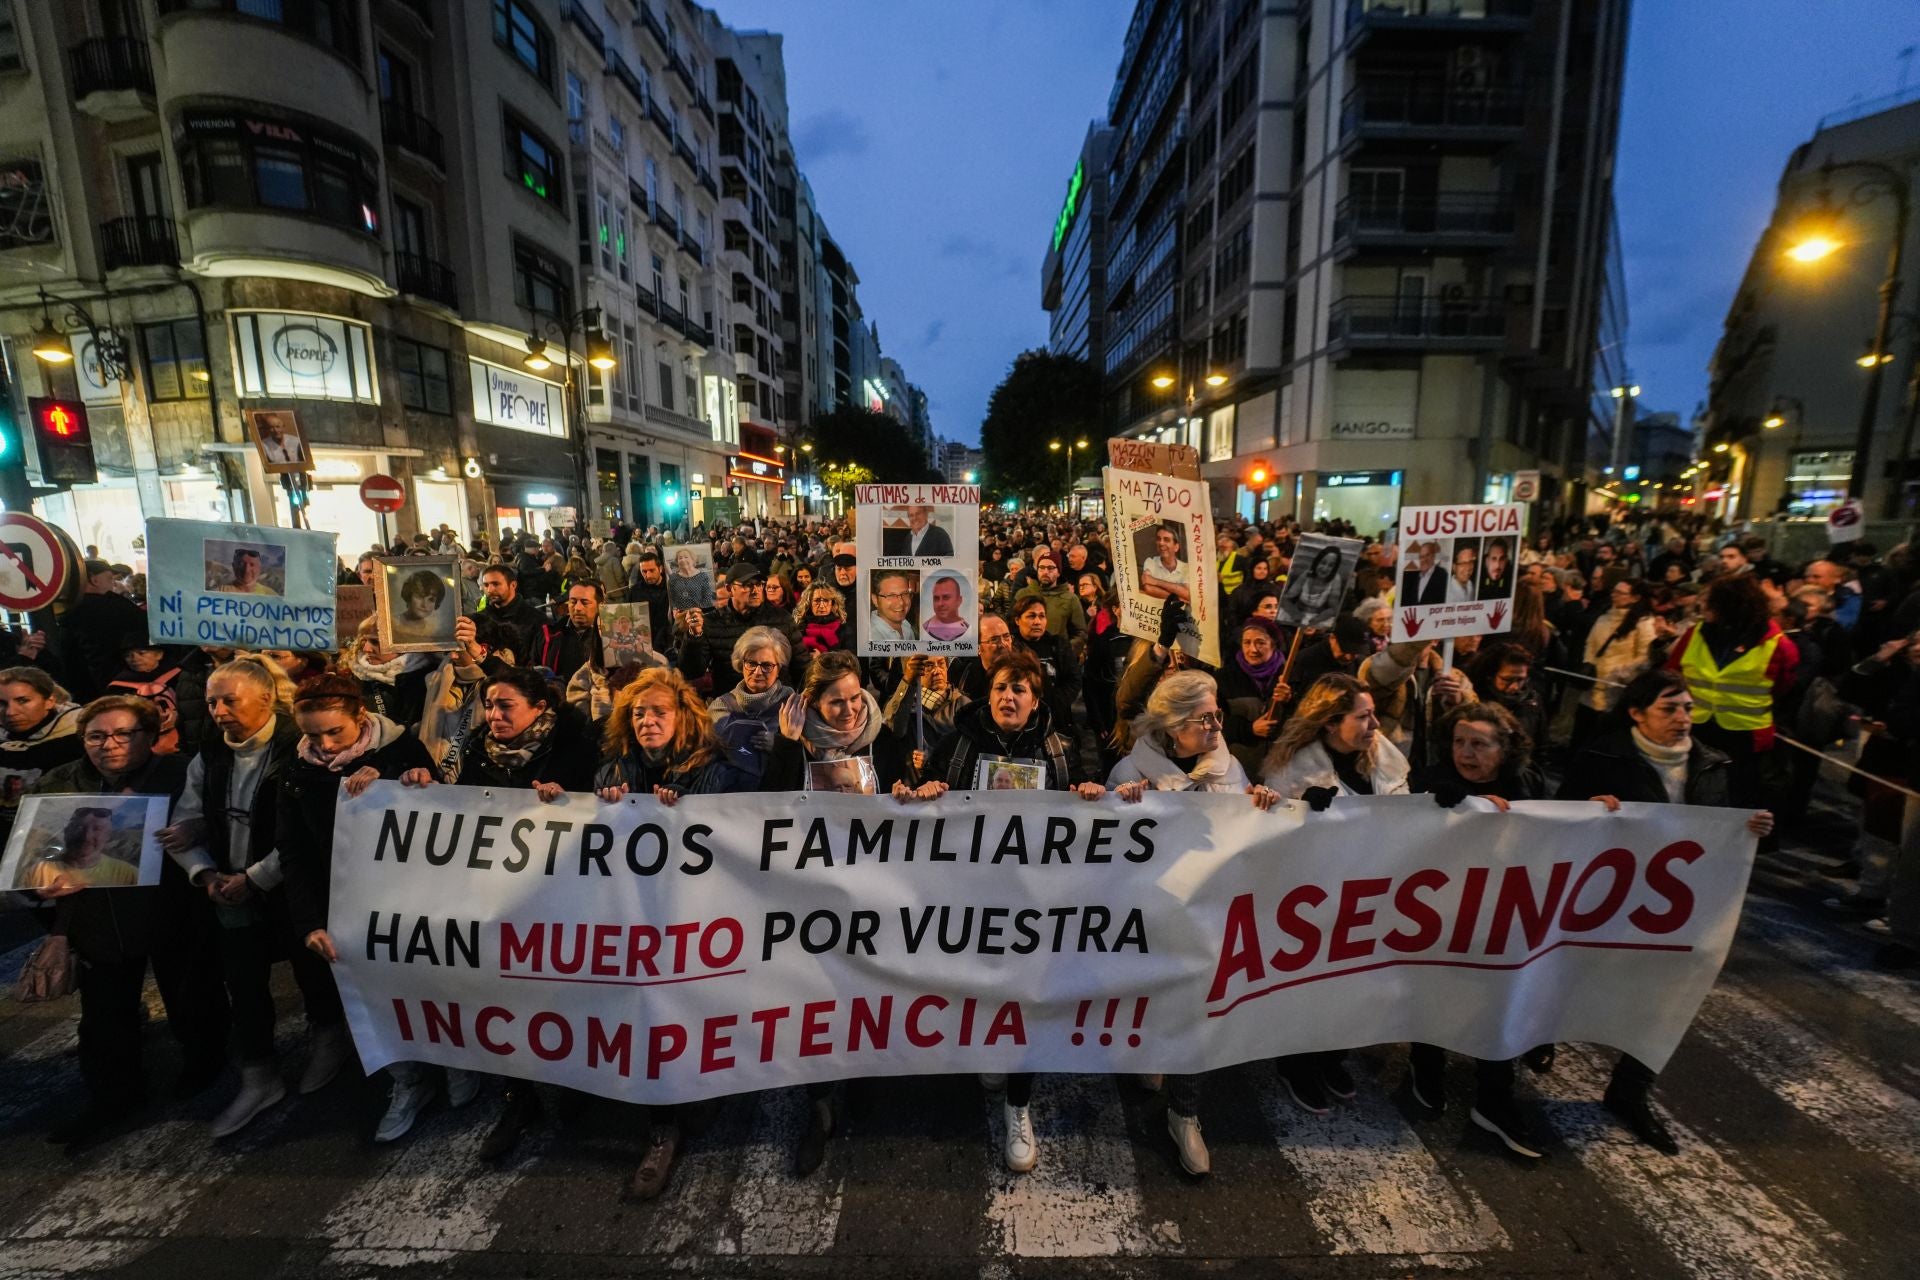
[245,408,312,475]
[805,757,878,795]
[973,755,1047,791]
[0,794,169,893]
[375,555,461,652]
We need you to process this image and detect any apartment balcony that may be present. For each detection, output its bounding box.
[697,164,718,197]
[636,284,660,318]
[1327,294,1508,350]
[100,216,177,271]
[667,49,697,95]
[695,89,715,124]
[645,98,674,143]
[636,4,670,58]
[1340,76,1527,149]
[1331,192,1516,256]
[394,250,458,310]
[672,135,699,173]
[1348,0,1534,39]
[679,230,705,266]
[655,206,679,239]
[380,103,445,172]
[684,317,713,348]
[562,0,605,52]
[69,37,155,120]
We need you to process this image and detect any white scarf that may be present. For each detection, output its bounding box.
[1631,728,1689,804]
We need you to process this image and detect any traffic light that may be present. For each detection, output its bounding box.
[26,397,96,485]
[661,485,680,511]
[1247,460,1271,489]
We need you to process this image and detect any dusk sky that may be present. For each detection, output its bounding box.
[716,0,1920,446]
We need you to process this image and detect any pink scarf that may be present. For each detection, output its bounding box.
[298,716,378,772]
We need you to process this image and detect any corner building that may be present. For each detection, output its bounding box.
[1085,0,1628,531]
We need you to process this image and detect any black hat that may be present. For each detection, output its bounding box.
[831,553,858,569]
[1332,614,1369,652]
[728,562,764,585]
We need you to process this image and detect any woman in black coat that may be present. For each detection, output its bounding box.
[396,666,597,1163]
[1555,669,1773,1155]
[282,673,445,1146]
[764,650,913,794]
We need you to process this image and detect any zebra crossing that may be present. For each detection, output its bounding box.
[0,892,1911,1279]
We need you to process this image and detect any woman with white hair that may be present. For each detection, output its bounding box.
[709,625,793,762]
[1109,670,1279,1176]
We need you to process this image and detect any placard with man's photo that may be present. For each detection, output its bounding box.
[853,483,980,657]
[0,794,168,893]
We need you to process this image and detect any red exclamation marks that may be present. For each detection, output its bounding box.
[1128,997,1148,1048]
[1071,999,1092,1046]
[1099,998,1120,1046]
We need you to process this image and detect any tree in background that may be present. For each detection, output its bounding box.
[980,350,1100,507]
[804,406,937,497]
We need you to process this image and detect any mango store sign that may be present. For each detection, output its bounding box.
[469,359,565,437]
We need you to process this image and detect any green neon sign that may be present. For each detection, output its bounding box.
[1051,159,1086,253]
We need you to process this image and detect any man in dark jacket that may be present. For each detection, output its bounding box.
[679,564,796,696]
[475,564,546,664]
[56,560,147,701]
[627,552,673,648]
[532,582,605,684]
[1288,614,1369,696]
[30,694,229,1147]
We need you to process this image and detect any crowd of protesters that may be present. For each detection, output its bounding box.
[0,498,1913,1197]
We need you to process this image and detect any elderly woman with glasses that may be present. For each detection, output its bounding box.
[709,625,793,763]
[1109,670,1278,1176]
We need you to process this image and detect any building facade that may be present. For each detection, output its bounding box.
[1041,122,1113,366]
[1705,91,1920,523]
[1081,0,1630,534]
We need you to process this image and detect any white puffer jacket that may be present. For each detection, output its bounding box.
[1261,736,1412,798]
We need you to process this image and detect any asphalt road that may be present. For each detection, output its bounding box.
[0,810,1911,1280]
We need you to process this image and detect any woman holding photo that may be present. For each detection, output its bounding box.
[909,651,1105,1174]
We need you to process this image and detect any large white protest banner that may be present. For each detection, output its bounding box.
[1104,467,1220,666]
[1391,503,1523,644]
[146,518,340,650]
[854,483,981,657]
[330,785,1754,1106]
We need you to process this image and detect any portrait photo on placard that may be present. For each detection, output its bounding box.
[1129,519,1193,606]
[376,556,461,651]
[867,568,920,643]
[245,408,311,475]
[204,539,286,596]
[1277,535,1362,631]
[1445,537,1483,606]
[879,504,957,558]
[974,755,1047,791]
[1399,538,1452,606]
[666,543,715,613]
[919,571,973,642]
[805,757,878,795]
[599,603,653,668]
[0,795,164,893]
[1478,535,1516,601]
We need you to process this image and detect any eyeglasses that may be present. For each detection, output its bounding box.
[82,729,144,746]
[875,591,913,601]
[1178,712,1224,730]
[740,660,780,673]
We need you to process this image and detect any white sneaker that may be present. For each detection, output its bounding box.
[977,1073,1006,1092]
[298,1024,351,1095]
[1003,1102,1037,1173]
[446,1068,481,1108]
[1167,1110,1210,1176]
[211,1062,286,1139]
[374,1078,436,1143]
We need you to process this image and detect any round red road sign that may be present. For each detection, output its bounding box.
[0,512,73,611]
[359,473,407,513]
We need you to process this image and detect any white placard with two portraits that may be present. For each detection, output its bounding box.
[853,484,980,658]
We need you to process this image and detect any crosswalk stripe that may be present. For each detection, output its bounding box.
[641,1097,755,1255]
[982,1074,1180,1258]
[1531,1047,1843,1280]
[315,1093,542,1269]
[1693,980,1920,1186]
[718,1089,844,1256]
[1737,900,1920,1030]
[1255,1062,1509,1259]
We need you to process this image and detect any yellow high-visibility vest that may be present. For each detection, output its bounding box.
[1678,626,1778,732]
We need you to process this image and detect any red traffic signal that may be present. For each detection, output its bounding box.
[26,397,97,485]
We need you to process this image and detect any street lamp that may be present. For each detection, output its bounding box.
[27,287,132,379]
[1783,159,1911,507]
[1147,360,1229,451]
[1048,438,1089,511]
[522,305,616,533]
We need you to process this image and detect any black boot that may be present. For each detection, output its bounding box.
[1603,1081,1679,1156]
[794,1097,834,1176]
[479,1088,542,1162]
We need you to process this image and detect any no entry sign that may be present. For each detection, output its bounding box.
[0,512,73,611]
[359,474,407,514]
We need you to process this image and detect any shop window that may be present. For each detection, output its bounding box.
[504,110,562,207]
[140,318,209,403]
[232,310,377,403]
[392,335,452,414]
[175,109,380,236]
[491,0,552,87]
[0,158,54,250]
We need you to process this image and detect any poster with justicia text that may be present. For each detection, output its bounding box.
[1391,503,1523,643]
[146,517,340,651]
[1104,467,1220,667]
[854,483,981,657]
